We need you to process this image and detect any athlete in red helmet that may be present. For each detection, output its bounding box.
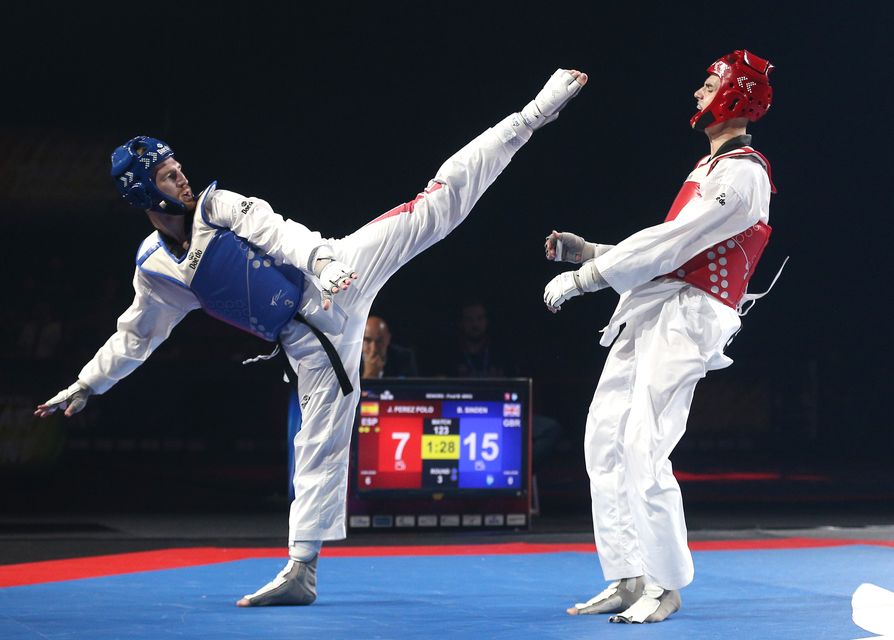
[544,50,777,623]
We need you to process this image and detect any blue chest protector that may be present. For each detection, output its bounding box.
[136,185,305,343]
[190,230,305,342]
[136,184,354,396]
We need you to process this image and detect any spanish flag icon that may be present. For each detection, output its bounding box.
[360,402,380,416]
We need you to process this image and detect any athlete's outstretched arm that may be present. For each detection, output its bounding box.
[34,270,199,418]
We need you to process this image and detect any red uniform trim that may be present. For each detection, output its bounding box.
[366,182,444,226]
[707,147,777,194]
[665,181,701,221]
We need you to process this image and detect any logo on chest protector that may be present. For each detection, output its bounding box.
[269,289,296,308]
[187,248,203,269]
[270,289,295,307]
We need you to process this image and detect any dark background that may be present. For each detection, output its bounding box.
[2,2,892,517]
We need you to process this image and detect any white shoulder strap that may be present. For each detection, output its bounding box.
[737,256,789,316]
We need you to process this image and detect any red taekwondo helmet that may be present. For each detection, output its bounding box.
[691,49,774,131]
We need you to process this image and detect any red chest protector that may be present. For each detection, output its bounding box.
[663,149,775,310]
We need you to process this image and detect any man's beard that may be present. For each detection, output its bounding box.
[180,192,198,212]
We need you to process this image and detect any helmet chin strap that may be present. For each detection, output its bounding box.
[155,194,191,215]
[692,110,715,132]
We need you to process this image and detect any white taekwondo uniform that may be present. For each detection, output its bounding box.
[583,138,774,591]
[77,115,532,544]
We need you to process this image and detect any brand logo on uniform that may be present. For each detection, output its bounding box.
[716,193,726,206]
[271,289,285,306]
[737,76,757,94]
[188,248,204,269]
[240,200,255,215]
[712,60,731,78]
[301,394,311,408]
[139,151,159,169]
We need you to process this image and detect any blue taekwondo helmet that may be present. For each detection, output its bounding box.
[110,135,186,214]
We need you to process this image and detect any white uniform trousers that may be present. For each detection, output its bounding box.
[584,286,739,591]
[287,120,528,542]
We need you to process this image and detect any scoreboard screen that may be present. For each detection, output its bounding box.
[354,378,530,494]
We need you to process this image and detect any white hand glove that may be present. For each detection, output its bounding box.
[521,68,586,130]
[545,230,614,263]
[35,381,92,418]
[545,230,587,263]
[543,271,583,313]
[317,259,358,310]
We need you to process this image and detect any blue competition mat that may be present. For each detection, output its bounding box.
[1,546,891,639]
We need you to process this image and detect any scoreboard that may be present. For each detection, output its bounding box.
[357,396,524,492]
[350,377,532,529]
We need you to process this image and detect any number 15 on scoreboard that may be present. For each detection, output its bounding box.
[462,431,500,462]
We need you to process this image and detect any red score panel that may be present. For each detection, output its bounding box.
[377,417,423,473]
[356,400,441,490]
[369,416,423,489]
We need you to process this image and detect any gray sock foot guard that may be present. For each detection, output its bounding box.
[608,585,681,623]
[237,556,318,607]
[566,577,645,615]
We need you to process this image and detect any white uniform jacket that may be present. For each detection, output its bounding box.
[594,144,772,368]
[77,188,327,394]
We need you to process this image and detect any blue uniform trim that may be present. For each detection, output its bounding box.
[135,239,161,266]
[135,237,191,290]
[158,239,189,264]
[199,181,224,230]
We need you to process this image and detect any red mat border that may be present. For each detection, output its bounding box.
[2,538,892,588]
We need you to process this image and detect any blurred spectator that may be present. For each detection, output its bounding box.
[17,300,63,360]
[447,301,516,378]
[361,315,418,379]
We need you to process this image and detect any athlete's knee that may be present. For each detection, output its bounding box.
[585,425,620,472]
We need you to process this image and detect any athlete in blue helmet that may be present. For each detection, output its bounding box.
[35,68,588,607]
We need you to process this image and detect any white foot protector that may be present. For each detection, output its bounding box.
[521,68,585,130]
[567,577,644,615]
[608,584,681,623]
[852,583,894,638]
[236,556,318,607]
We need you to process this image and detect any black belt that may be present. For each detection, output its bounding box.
[279,315,354,396]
